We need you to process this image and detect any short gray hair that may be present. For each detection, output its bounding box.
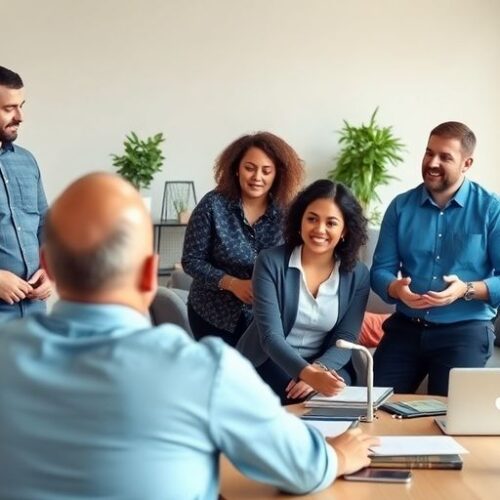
[43,211,134,292]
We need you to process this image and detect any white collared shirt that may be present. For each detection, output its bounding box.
[286,246,340,358]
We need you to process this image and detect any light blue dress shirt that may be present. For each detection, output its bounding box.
[0,301,337,499]
[371,179,500,323]
[0,143,48,321]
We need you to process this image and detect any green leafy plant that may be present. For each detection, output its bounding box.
[111,132,165,191]
[173,199,188,214]
[327,108,405,225]
[171,184,191,215]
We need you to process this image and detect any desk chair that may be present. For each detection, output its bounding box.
[167,269,193,291]
[150,286,192,337]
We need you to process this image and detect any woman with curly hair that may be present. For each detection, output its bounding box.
[237,179,369,404]
[182,132,304,346]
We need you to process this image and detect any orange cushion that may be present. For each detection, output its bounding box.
[359,312,390,348]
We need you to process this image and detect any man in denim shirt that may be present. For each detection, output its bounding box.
[0,66,51,323]
[371,122,500,395]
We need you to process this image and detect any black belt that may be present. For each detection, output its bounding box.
[397,313,464,328]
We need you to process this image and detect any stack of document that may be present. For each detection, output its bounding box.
[370,436,468,469]
[305,386,394,409]
[370,454,463,470]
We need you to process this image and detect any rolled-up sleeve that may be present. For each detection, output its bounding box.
[370,199,401,304]
[209,343,337,494]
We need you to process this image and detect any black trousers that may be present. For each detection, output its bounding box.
[374,313,495,396]
[187,303,250,348]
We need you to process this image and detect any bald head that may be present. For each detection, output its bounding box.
[43,173,157,308]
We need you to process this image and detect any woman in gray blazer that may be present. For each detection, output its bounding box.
[237,180,369,404]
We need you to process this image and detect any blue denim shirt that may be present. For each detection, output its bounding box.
[0,143,48,320]
[0,301,337,499]
[182,190,283,333]
[371,179,500,323]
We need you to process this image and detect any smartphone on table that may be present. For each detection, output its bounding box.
[344,468,412,483]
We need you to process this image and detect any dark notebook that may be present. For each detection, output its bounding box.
[301,407,366,420]
[381,399,447,419]
[370,454,463,470]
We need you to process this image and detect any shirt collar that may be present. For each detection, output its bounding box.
[0,142,15,154]
[289,245,341,274]
[50,300,151,338]
[289,245,303,270]
[420,178,470,208]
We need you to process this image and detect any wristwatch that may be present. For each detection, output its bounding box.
[463,282,475,301]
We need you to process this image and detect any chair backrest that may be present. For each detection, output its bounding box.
[149,287,192,337]
[168,269,193,291]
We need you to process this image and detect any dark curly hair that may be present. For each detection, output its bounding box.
[214,131,304,207]
[284,179,367,271]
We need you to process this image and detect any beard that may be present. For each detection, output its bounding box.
[0,130,18,144]
[0,123,19,144]
[422,167,452,193]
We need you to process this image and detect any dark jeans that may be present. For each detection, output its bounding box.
[257,356,354,405]
[187,304,251,348]
[374,313,495,396]
[0,299,46,324]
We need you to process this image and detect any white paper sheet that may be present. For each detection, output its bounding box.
[371,436,469,456]
[303,420,354,437]
[306,386,392,405]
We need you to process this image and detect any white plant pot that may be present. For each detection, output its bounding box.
[178,210,191,224]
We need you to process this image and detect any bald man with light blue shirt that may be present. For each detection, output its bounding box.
[0,173,377,500]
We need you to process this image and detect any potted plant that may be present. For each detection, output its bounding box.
[327,108,405,226]
[171,184,192,223]
[111,131,165,210]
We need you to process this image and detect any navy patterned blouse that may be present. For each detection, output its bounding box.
[182,190,283,334]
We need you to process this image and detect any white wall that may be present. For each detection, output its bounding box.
[4,0,499,217]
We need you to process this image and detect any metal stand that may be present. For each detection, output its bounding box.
[161,181,197,221]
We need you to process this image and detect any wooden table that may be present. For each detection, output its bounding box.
[219,395,500,500]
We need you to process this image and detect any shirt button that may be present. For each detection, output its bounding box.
[439,212,444,216]
[438,233,442,238]
[436,256,440,260]
[5,179,9,183]
[433,276,437,280]
[425,311,430,315]
[17,227,21,231]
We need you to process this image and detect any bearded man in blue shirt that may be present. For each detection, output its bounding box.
[0,65,51,322]
[371,122,500,396]
[0,172,377,499]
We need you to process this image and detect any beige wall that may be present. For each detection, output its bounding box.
[4,0,499,217]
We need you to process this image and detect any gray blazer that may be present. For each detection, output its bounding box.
[237,245,370,379]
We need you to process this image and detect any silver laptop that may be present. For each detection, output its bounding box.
[435,368,500,435]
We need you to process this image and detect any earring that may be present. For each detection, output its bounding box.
[341,236,345,242]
